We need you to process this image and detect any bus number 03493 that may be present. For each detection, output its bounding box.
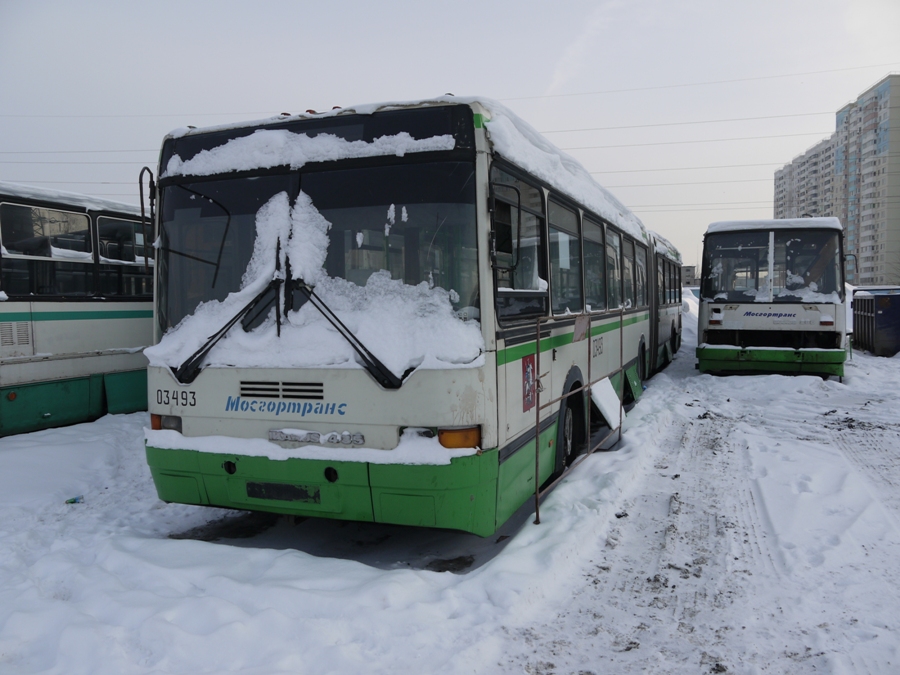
[156,389,197,407]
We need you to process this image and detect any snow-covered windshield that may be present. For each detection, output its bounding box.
[701,228,843,303]
[157,161,477,335]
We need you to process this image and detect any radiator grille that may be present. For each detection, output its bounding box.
[282,382,324,400]
[239,381,324,400]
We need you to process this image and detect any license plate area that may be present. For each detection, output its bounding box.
[245,481,321,503]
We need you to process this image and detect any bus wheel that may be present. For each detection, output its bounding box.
[561,405,575,465]
[556,392,584,473]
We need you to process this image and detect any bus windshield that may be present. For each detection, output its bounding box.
[701,228,842,303]
[158,161,478,334]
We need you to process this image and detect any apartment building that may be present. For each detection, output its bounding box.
[774,74,899,285]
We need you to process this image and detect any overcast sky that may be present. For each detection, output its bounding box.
[2,0,899,266]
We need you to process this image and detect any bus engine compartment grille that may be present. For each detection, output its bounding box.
[0,322,31,347]
[239,381,324,400]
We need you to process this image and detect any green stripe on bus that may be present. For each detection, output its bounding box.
[0,309,153,322]
[496,313,649,366]
[473,113,488,129]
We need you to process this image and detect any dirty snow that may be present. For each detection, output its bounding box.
[3,303,900,674]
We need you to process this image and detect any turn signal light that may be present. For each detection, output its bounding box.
[150,414,183,433]
[438,426,481,449]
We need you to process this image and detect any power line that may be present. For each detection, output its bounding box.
[0,160,144,165]
[3,180,137,185]
[589,162,787,174]
[540,111,834,134]
[560,131,834,152]
[629,200,773,208]
[635,205,774,213]
[0,130,836,166]
[501,62,900,101]
[606,178,774,188]
[1,63,897,120]
[0,149,156,155]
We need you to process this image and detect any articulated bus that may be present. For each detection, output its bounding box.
[650,232,683,375]
[696,217,847,378]
[0,181,153,436]
[144,98,681,536]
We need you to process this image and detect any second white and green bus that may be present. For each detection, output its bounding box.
[697,217,847,378]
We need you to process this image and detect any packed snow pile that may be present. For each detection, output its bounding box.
[163,130,455,178]
[6,307,900,673]
[479,99,647,244]
[651,230,681,263]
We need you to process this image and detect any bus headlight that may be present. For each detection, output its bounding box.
[438,426,481,449]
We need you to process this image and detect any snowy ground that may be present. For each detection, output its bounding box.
[2,304,900,674]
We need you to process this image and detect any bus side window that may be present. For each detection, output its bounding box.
[635,244,648,307]
[0,203,92,296]
[548,199,582,314]
[492,199,515,272]
[658,258,665,305]
[490,166,545,293]
[97,217,152,298]
[606,228,622,309]
[583,216,606,312]
[622,238,635,309]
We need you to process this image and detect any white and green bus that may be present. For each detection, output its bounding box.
[144,98,680,536]
[696,217,847,377]
[0,181,153,436]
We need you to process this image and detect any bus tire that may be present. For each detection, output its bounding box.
[555,389,584,473]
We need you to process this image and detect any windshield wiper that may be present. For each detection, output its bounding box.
[284,258,403,389]
[171,246,405,390]
[172,276,283,384]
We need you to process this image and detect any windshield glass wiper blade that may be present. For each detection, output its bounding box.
[288,278,404,390]
[172,277,282,385]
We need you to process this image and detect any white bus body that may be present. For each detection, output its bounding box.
[697,217,847,377]
[144,99,681,535]
[0,182,153,435]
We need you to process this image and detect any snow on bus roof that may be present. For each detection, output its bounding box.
[651,231,681,263]
[0,180,141,216]
[164,96,651,245]
[706,217,842,234]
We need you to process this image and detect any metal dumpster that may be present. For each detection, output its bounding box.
[853,291,900,357]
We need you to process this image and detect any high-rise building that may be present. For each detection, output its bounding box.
[774,74,899,285]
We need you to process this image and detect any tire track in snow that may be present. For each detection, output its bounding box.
[500,404,803,674]
[830,428,900,521]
